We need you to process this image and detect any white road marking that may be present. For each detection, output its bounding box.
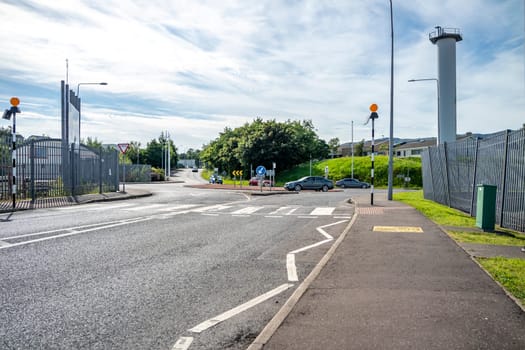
[0,217,152,250]
[269,206,297,215]
[285,208,299,215]
[309,207,335,216]
[265,215,283,218]
[54,203,134,211]
[0,240,12,248]
[231,206,264,215]
[158,204,199,211]
[172,337,193,350]
[298,216,316,219]
[334,216,352,219]
[286,220,347,281]
[124,204,166,211]
[286,254,298,281]
[192,205,232,213]
[201,213,219,217]
[189,283,294,333]
[289,239,333,255]
[81,203,136,211]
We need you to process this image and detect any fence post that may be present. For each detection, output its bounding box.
[470,137,480,216]
[30,140,35,202]
[443,142,451,206]
[499,130,510,227]
[70,143,75,196]
[99,148,103,194]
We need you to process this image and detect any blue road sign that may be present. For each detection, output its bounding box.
[256,165,266,176]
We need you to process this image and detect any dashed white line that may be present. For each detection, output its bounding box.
[189,283,294,333]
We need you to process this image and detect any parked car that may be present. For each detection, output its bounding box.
[209,175,223,184]
[191,167,198,172]
[335,178,370,188]
[284,176,333,192]
[249,177,274,187]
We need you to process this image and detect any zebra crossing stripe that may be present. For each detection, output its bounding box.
[158,204,199,211]
[192,205,232,213]
[230,206,265,215]
[124,204,166,211]
[309,207,335,216]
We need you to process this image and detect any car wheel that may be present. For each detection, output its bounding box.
[294,184,302,192]
[362,184,368,188]
[322,185,329,192]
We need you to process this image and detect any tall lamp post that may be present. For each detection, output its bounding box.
[387,0,394,201]
[408,78,439,141]
[77,82,108,142]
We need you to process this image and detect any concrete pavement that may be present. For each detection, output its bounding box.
[249,193,525,350]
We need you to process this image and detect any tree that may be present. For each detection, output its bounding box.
[355,139,365,156]
[83,136,103,150]
[200,118,329,175]
[328,137,340,158]
[143,132,178,169]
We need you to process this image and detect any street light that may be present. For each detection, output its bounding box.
[387,0,394,201]
[76,82,107,143]
[408,78,439,142]
[77,82,108,97]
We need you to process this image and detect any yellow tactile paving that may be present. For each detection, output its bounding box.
[373,226,424,233]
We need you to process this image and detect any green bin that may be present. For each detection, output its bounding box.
[475,184,497,231]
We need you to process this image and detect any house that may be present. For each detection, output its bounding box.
[395,138,437,157]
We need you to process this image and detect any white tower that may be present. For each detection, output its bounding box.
[430,26,462,144]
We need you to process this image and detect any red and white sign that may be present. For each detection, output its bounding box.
[118,143,130,154]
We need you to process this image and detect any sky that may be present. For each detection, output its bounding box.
[0,0,523,152]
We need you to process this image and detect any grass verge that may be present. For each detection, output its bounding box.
[394,190,525,307]
[477,257,525,305]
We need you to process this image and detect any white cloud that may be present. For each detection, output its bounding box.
[0,0,523,150]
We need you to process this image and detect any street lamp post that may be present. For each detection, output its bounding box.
[408,78,439,142]
[351,120,354,178]
[387,0,394,201]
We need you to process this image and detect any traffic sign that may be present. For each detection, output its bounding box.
[118,143,130,154]
[256,165,266,176]
[232,170,243,176]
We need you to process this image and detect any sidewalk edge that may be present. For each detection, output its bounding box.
[439,224,525,313]
[246,204,359,350]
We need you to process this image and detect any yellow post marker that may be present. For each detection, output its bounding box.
[368,103,379,205]
[10,97,20,107]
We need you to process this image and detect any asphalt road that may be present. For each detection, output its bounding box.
[0,173,364,350]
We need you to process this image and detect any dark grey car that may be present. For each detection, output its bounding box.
[284,176,334,192]
[335,178,370,188]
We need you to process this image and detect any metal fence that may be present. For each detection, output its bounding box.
[422,129,525,232]
[1,136,119,211]
[119,164,152,183]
